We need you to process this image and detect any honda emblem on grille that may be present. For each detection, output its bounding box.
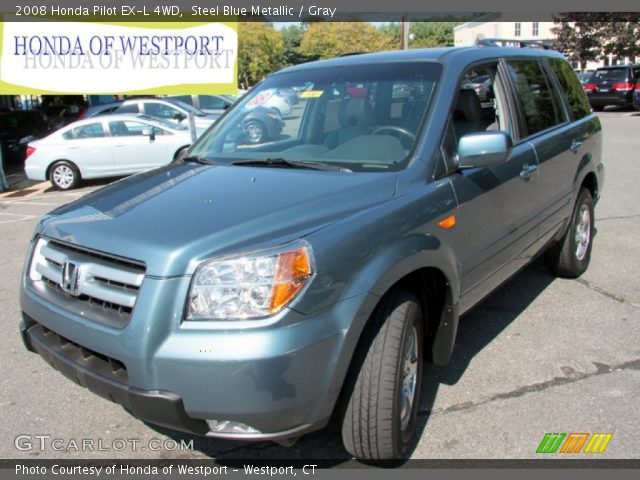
[61,262,80,296]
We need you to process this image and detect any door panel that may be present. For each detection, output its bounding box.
[107,121,172,174]
[451,141,539,311]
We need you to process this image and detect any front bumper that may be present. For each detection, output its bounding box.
[21,319,209,436]
[20,274,373,440]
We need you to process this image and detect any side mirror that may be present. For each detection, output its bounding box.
[173,112,186,122]
[457,131,512,169]
[142,127,155,141]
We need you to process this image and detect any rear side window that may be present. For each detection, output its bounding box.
[171,95,193,105]
[547,58,592,120]
[70,122,105,139]
[506,60,565,137]
[199,95,229,110]
[117,103,139,114]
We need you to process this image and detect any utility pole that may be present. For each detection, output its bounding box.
[400,16,410,50]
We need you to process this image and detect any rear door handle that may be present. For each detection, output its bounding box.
[520,164,537,180]
[570,140,583,154]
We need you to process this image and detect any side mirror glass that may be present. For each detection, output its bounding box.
[457,131,513,169]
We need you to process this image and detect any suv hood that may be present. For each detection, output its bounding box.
[39,163,396,277]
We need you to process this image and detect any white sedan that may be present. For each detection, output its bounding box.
[25,115,192,190]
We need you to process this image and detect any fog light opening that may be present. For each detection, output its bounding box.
[206,420,261,434]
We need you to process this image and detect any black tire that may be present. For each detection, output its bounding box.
[592,105,605,112]
[244,120,267,144]
[546,188,595,278]
[48,161,80,191]
[341,290,424,460]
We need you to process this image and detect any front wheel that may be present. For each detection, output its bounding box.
[341,290,424,460]
[244,120,267,144]
[49,161,80,190]
[546,188,595,278]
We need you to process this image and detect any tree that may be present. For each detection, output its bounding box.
[237,22,284,87]
[552,14,640,68]
[378,21,461,49]
[598,18,640,63]
[281,24,309,66]
[299,22,394,60]
[551,14,601,70]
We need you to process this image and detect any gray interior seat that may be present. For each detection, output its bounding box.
[324,97,375,149]
[453,89,484,139]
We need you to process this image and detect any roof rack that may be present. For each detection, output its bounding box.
[476,38,554,50]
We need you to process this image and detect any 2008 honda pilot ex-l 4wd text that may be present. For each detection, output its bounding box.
[20,46,603,460]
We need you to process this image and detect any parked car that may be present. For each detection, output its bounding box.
[583,64,640,110]
[165,95,283,144]
[78,100,124,119]
[20,46,603,461]
[462,74,493,101]
[577,72,593,86]
[24,115,191,190]
[250,90,293,116]
[0,110,51,165]
[634,86,640,111]
[114,98,216,136]
[167,95,235,117]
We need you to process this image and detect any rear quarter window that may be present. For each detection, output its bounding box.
[547,58,592,120]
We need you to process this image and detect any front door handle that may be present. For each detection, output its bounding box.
[520,164,538,180]
[570,140,583,154]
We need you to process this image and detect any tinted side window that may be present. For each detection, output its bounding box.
[199,95,228,110]
[171,95,193,105]
[117,103,139,114]
[144,102,181,120]
[547,58,592,120]
[72,122,105,139]
[506,60,564,137]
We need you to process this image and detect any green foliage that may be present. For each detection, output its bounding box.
[281,24,310,66]
[378,22,461,48]
[299,22,395,59]
[552,15,640,68]
[238,22,284,87]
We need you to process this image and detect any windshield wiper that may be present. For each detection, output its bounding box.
[231,158,351,172]
[180,155,217,165]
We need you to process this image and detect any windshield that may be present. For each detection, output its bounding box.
[189,62,441,172]
[593,68,627,82]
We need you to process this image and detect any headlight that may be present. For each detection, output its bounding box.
[187,240,314,320]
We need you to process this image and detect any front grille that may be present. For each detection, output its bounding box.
[28,238,146,328]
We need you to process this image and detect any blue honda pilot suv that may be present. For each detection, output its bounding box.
[20,45,603,460]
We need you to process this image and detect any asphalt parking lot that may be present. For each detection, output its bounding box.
[0,111,639,462]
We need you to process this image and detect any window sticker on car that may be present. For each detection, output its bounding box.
[246,90,274,109]
[299,90,324,98]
